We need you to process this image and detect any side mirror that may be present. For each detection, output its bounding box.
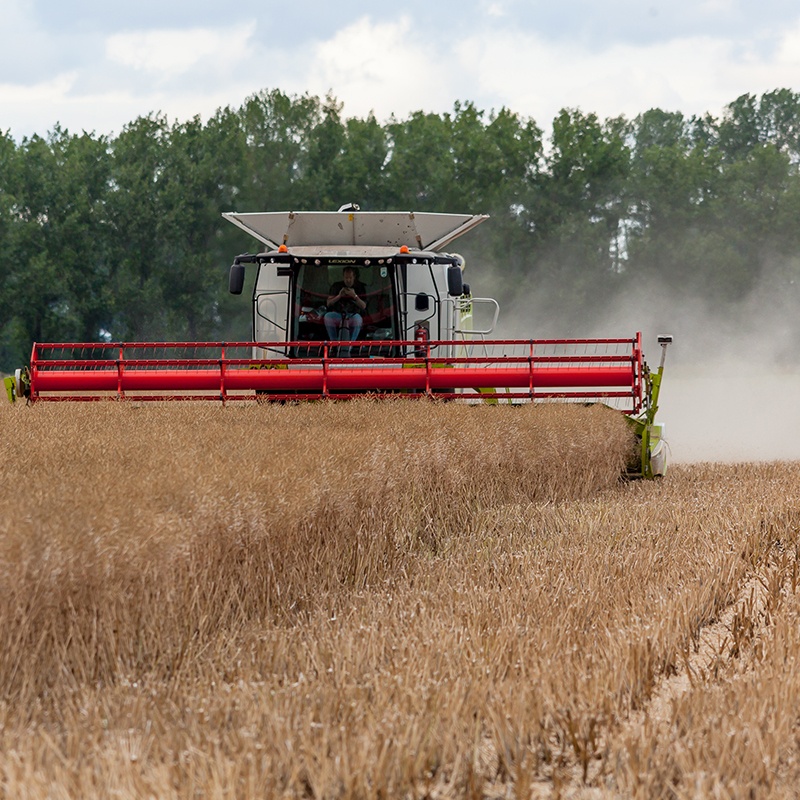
[229,263,245,295]
[462,283,471,296]
[414,292,430,312]
[446,264,464,297]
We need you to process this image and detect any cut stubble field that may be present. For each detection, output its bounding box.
[1,400,799,798]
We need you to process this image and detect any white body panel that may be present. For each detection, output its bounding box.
[223,210,488,250]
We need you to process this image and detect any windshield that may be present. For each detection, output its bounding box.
[293,261,397,344]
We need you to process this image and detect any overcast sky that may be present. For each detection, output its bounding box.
[2,0,800,140]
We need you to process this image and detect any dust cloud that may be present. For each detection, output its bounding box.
[470,258,800,465]
[590,270,800,464]
[663,365,800,463]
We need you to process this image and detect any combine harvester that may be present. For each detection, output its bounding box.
[4,207,672,477]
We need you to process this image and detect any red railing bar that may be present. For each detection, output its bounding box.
[31,337,640,351]
[25,336,645,410]
[33,354,637,370]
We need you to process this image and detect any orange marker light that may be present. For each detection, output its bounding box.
[399,245,410,254]
[278,244,288,253]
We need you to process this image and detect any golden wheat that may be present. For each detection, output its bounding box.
[0,400,799,798]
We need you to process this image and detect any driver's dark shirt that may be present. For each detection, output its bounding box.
[328,281,366,315]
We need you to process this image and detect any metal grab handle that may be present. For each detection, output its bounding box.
[255,291,289,334]
[453,297,500,335]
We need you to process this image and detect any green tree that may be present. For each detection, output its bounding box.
[718,90,800,163]
[299,95,348,209]
[237,89,322,211]
[106,114,171,339]
[335,114,390,210]
[106,109,249,341]
[444,103,543,302]
[0,130,24,368]
[384,110,454,210]
[624,108,723,292]
[513,109,630,322]
[157,110,246,339]
[624,94,800,304]
[4,127,113,352]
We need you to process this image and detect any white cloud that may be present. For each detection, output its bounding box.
[0,19,264,137]
[775,19,800,66]
[264,10,800,131]
[289,15,461,120]
[483,2,507,18]
[0,71,76,103]
[3,3,800,140]
[697,0,736,14]
[106,22,256,79]
[0,69,251,138]
[451,22,800,126]
[0,0,55,82]
[0,71,153,137]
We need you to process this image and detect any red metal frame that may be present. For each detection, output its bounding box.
[26,336,645,412]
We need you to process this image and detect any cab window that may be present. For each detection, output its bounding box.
[294,263,396,343]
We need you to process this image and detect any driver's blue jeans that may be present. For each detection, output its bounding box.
[324,312,362,342]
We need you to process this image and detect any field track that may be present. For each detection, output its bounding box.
[1,400,799,798]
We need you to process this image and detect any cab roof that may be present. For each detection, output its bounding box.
[222,210,488,252]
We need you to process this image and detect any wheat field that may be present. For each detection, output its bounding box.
[1,399,799,798]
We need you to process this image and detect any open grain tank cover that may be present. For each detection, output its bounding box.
[222,210,488,251]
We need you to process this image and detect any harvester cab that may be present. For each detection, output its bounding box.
[5,206,672,478]
[223,207,494,357]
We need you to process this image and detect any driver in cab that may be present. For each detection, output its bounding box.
[324,266,367,350]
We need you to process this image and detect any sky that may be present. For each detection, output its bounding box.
[2,0,800,141]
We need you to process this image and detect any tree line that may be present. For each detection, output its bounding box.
[2,88,800,371]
